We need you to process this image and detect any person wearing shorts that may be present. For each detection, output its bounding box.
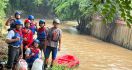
[44,18,62,69]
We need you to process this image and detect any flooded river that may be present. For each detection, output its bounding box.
[57,21,132,70]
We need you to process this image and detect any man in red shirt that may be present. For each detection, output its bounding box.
[22,19,33,58]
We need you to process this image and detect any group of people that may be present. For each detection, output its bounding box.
[5,12,62,70]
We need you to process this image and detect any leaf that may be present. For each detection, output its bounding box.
[104,4,110,8]
[111,8,116,13]
[121,12,125,18]
[127,19,132,24]
[102,18,107,24]
[126,21,131,28]
[127,14,132,19]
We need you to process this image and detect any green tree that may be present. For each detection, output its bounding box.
[50,0,132,27]
[0,0,8,34]
[6,0,52,18]
[0,0,8,24]
[0,0,8,18]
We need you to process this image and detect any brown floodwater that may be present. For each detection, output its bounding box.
[56,22,132,70]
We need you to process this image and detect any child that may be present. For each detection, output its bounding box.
[44,18,62,69]
[37,19,48,54]
[25,39,41,68]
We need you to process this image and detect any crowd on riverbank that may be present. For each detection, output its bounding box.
[5,12,62,70]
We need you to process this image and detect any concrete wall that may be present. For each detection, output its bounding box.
[90,19,132,50]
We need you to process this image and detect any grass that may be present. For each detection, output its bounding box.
[52,65,73,70]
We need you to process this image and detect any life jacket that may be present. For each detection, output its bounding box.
[37,27,47,41]
[29,47,40,61]
[9,29,23,47]
[22,28,33,44]
[49,28,61,42]
[26,48,40,67]
[31,48,39,56]
[30,22,37,35]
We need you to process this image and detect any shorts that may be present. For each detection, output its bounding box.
[45,46,57,60]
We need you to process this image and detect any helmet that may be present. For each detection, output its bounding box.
[15,20,23,25]
[53,18,60,24]
[15,12,21,16]
[39,19,45,24]
[28,15,34,20]
[34,39,40,44]
[24,19,31,24]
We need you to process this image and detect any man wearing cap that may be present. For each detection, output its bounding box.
[6,20,23,70]
[5,12,22,31]
[44,18,62,69]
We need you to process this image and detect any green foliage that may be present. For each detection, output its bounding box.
[0,0,8,27]
[50,0,132,27]
[0,0,8,18]
[4,0,132,27]
[100,0,132,27]
[34,0,43,6]
[6,0,52,18]
[49,0,81,20]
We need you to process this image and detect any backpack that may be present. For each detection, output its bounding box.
[49,28,61,42]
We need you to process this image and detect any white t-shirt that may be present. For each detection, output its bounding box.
[6,30,22,45]
[6,30,15,39]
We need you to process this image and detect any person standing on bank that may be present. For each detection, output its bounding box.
[6,20,23,70]
[37,19,48,54]
[5,12,21,31]
[22,19,33,59]
[28,15,37,35]
[44,18,62,69]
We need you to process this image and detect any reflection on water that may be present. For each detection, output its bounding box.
[59,24,132,70]
[62,27,78,34]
